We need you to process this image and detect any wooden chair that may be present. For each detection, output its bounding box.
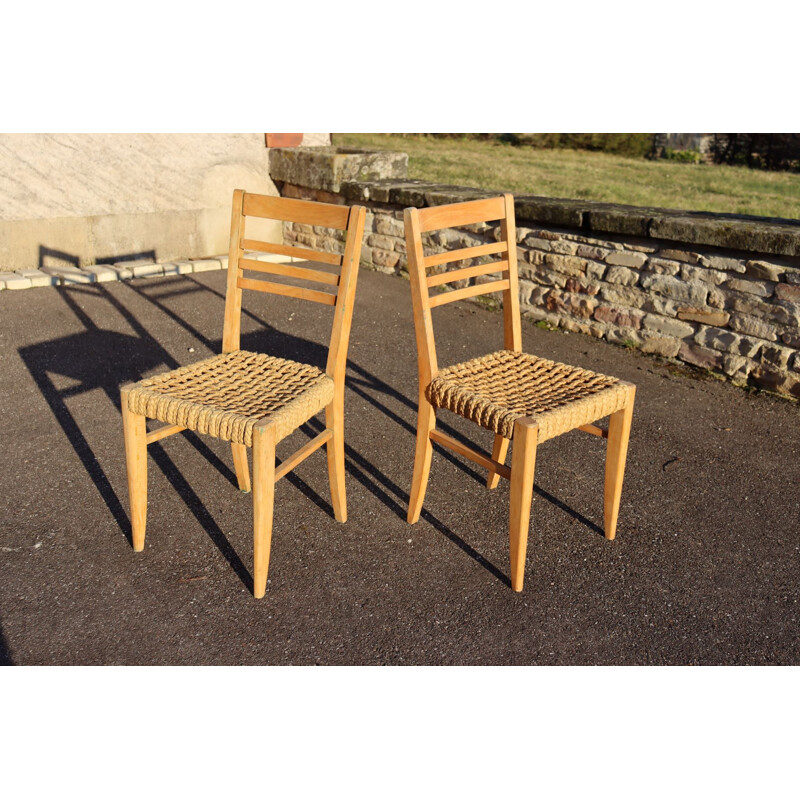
[404,194,636,591]
[120,190,366,598]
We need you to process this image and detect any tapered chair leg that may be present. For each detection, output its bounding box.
[508,418,538,592]
[604,385,636,541]
[407,396,437,524]
[121,390,148,552]
[231,443,251,493]
[487,434,510,489]
[325,396,347,523]
[252,422,276,599]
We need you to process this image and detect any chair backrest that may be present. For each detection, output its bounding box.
[222,190,366,385]
[404,193,521,388]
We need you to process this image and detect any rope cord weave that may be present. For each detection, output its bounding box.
[127,350,334,446]
[426,349,629,441]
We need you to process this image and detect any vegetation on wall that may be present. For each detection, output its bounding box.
[511,133,654,158]
[663,148,702,164]
[711,133,800,172]
[383,133,654,158]
[367,133,800,172]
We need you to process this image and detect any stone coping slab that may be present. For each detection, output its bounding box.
[269,146,408,194]
[334,178,800,257]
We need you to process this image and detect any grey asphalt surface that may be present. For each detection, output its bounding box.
[0,268,798,665]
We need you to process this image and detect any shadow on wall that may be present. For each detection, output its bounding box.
[38,245,157,269]
[39,246,79,270]
[96,251,157,266]
[17,255,601,594]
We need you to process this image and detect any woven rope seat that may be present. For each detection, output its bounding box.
[127,350,334,447]
[426,349,630,443]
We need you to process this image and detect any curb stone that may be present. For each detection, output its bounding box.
[0,255,232,292]
[0,252,292,293]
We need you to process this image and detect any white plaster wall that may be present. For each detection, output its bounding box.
[0,133,282,268]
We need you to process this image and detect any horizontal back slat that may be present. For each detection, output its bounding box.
[427,278,511,308]
[426,260,509,288]
[241,238,343,266]
[417,196,506,233]
[239,257,341,287]
[243,193,351,230]
[424,240,508,268]
[237,276,338,306]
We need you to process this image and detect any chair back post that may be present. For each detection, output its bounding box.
[325,205,367,387]
[222,189,246,353]
[405,206,439,388]
[500,193,522,352]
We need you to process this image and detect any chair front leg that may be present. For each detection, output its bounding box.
[509,418,538,592]
[487,434,510,489]
[231,443,251,492]
[252,421,276,599]
[407,394,436,524]
[325,393,347,523]
[121,389,148,552]
[604,384,636,541]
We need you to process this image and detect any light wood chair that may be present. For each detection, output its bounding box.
[404,194,636,591]
[121,190,366,598]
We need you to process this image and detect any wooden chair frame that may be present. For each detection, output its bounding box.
[404,194,635,591]
[121,190,366,597]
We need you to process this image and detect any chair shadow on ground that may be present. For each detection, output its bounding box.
[0,623,13,666]
[19,280,253,588]
[18,271,603,593]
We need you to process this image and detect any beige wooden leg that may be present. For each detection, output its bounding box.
[325,395,347,523]
[509,418,538,592]
[121,390,148,552]
[604,385,636,541]
[252,422,276,599]
[407,396,437,524]
[486,434,510,489]
[231,443,251,492]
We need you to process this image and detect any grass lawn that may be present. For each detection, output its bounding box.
[333,134,800,220]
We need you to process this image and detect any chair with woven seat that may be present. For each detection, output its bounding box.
[404,194,635,591]
[121,190,366,598]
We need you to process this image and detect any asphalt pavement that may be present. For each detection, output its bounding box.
[0,268,798,664]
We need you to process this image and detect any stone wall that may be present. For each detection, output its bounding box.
[270,149,800,400]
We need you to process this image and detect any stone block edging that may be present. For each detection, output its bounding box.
[338,179,800,259]
[0,252,300,292]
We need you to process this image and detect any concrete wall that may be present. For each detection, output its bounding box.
[0,133,312,270]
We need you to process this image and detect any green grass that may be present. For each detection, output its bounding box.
[333,134,800,220]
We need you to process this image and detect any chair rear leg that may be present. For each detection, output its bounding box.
[231,443,251,492]
[407,397,436,524]
[325,396,347,523]
[121,392,148,552]
[604,385,636,541]
[487,434,510,489]
[509,418,538,592]
[252,423,276,599]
